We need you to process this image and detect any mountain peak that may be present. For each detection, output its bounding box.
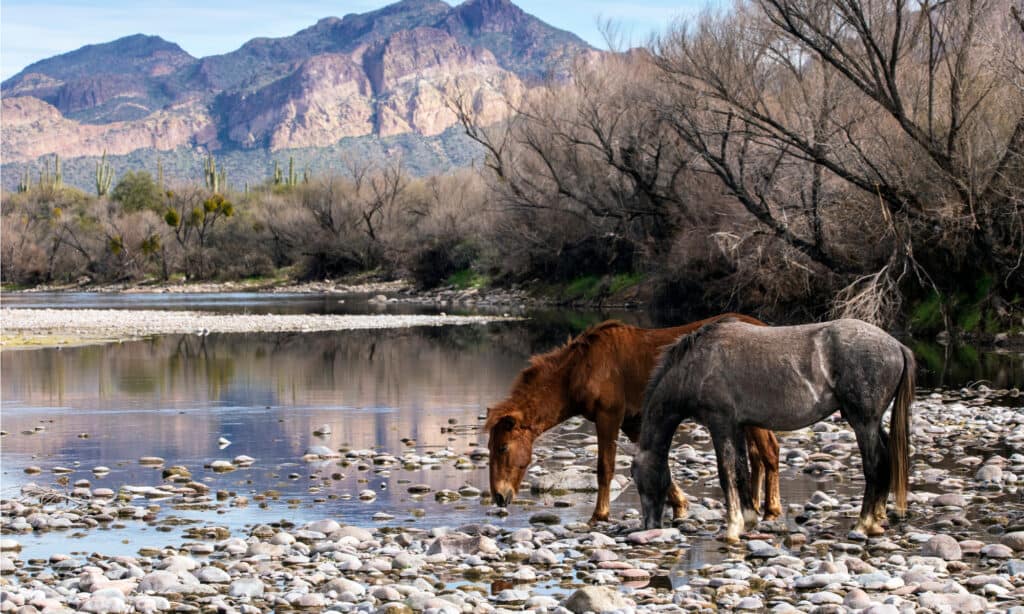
[453,0,527,33]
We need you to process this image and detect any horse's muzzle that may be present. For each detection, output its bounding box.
[493,489,514,507]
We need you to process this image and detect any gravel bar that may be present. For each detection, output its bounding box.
[0,308,516,338]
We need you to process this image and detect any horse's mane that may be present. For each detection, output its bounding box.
[485,320,630,430]
[526,320,628,372]
[644,317,732,403]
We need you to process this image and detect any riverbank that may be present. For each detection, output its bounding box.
[3,387,1024,612]
[0,309,517,349]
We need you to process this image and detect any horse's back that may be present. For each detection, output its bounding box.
[666,318,908,427]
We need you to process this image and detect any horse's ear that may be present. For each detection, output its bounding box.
[485,407,521,431]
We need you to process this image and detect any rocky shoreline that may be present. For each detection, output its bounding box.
[4,387,1024,612]
[0,309,518,349]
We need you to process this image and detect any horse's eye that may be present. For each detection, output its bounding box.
[499,444,509,454]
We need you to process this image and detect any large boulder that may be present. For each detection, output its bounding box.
[562,586,632,613]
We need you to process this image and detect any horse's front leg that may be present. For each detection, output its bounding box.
[590,413,620,524]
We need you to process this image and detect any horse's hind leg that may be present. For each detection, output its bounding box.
[761,430,781,520]
[747,427,782,520]
[851,421,891,536]
[711,425,753,543]
[746,433,764,515]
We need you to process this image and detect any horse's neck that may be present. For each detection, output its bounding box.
[522,370,575,435]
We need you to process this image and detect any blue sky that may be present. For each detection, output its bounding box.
[1,0,710,81]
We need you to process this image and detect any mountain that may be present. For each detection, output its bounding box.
[1,0,592,189]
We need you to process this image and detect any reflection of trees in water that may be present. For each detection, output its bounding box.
[911,341,1024,389]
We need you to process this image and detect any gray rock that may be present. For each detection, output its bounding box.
[530,548,559,565]
[426,535,498,556]
[627,528,679,544]
[530,466,627,493]
[844,588,872,609]
[862,606,899,614]
[808,591,843,605]
[228,578,265,599]
[137,571,180,593]
[1002,532,1024,551]
[562,586,632,613]
[131,596,171,613]
[80,589,129,614]
[1002,560,1024,575]
[917,592,988,613]
[981,543,1013,558]
[747,540,783,558]
[976,464,1003,482]
[931,493,967,507]
[735,597,764,610]
[921,534,962,561]
[196,566,230,583]
[529,512,561,525]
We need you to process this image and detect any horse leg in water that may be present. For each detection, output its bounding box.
[849,419,891,536]
[751,427,782,520]
[745,428,781,521]
[591,411,622,523]
[711,424,756,543]
[747,436,765,516]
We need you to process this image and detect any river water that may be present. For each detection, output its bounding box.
[2,292,1022,571]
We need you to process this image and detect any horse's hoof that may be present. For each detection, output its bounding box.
[718,532,741,544]
[588,514,609,525]
[672,506,689,520]
[762,513,781,522]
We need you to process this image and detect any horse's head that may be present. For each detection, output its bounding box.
[631,450,669,529]
[485,401,536,507]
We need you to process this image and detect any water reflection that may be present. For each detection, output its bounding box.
[1,305,1022,563]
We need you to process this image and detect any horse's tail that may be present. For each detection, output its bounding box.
[889,343,915,516]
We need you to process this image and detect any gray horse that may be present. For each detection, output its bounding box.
[632,318,914,542]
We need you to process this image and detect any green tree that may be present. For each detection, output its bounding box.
[111,171,162,212]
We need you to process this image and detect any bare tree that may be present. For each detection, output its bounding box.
[654,0,1024,319]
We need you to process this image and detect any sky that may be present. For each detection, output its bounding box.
[0,0,711,81]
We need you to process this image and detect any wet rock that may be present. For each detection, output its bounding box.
[529,512,561,525]
[627,528,679,544]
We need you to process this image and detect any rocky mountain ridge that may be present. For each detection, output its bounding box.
[1,0,591,178]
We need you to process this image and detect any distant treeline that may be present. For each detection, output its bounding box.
[3,0,1023,336]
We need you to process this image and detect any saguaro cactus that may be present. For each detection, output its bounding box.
[95,152,114,197]
[38,154,63,190]
[17,168,30,193]
[203,154,226,194]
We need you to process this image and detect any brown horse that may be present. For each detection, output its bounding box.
[486,314,781,524]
